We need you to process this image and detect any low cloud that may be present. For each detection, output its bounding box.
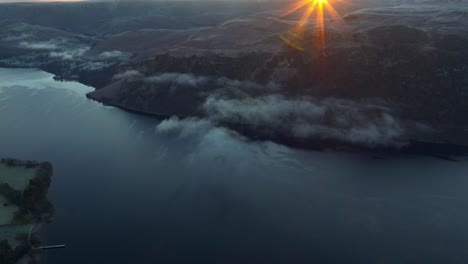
[142,73,280,97]
[19,39,62,50]
[152,115,314,179]
[49,47,89,60]
[102,70,407,148]
[155,117,215,138]
[215,77,280,91]
[140,72,405,148]
[19,38,69,50]
[2,33,31,42]
[19,38,90,61]
[154,117,285,168]
[99,50,131,60]
[79,61,113,71]
[113,70,143,80]
[145,73,209,87]
[203,95,406,148]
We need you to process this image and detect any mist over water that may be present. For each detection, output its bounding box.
[1,68,468,263]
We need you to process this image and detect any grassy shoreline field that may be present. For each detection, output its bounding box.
[0,158,54,264]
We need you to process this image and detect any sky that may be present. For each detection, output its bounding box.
[0,0,88,2]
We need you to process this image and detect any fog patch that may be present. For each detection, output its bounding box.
[154,117,246,163]
[203,95,407,148]
[145,73,209,87]
[113,70,143,80]
[155,117,215,139]
[2,33,31,42]
[19,39,63,50]
[215,77,280,92]
[79,61,113,71]
[19,39,91,61]
[154,117,291,170]
[99,50,131,60]
[142,73,280,95]
[49,47,90,60]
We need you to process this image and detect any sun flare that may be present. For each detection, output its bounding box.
[279,0,344,51]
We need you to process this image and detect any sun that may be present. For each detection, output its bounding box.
[279,0,344,51]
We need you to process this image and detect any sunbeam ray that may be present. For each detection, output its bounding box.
[280,0,343,51]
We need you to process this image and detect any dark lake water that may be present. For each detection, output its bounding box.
[1,68,468,263]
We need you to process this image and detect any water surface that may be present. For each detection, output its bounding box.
[1,68,468,263]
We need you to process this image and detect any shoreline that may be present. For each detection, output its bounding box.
[0,158,54,264]
[3,65,468,159]
[85,93,468,160]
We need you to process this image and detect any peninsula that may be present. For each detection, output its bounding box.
[0,158,55,264]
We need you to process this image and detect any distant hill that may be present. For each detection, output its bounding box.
[1,0,468,150]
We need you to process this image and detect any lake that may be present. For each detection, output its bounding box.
[1,68,468,263]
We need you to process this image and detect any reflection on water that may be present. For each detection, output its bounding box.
[1,68,468,263]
